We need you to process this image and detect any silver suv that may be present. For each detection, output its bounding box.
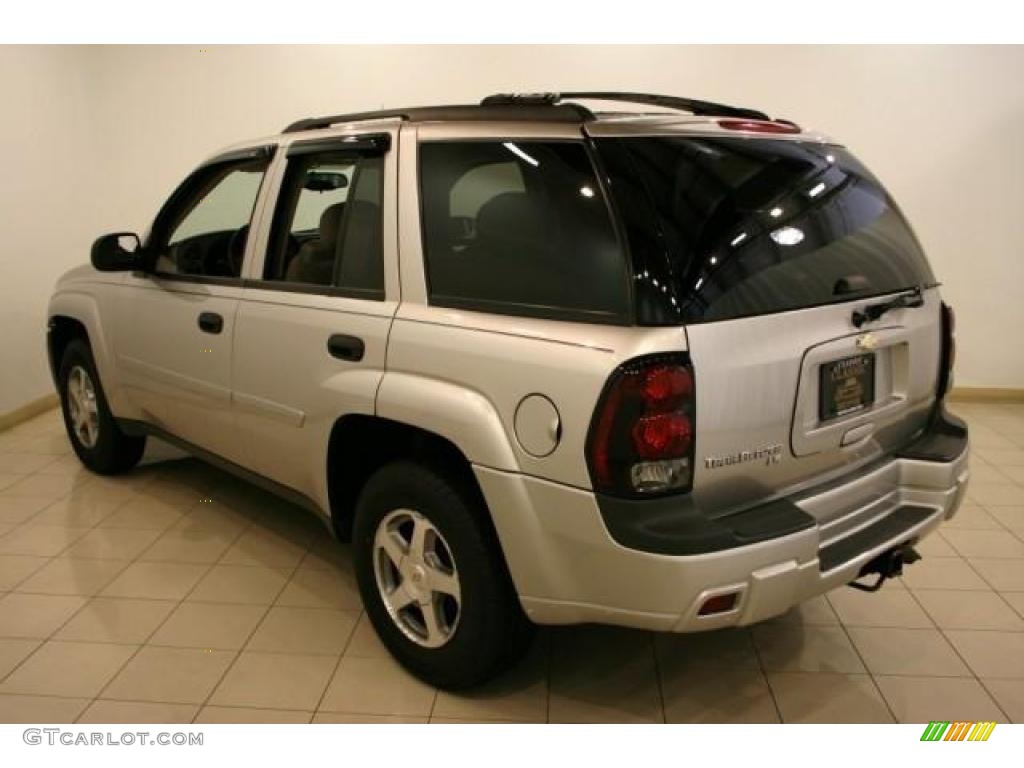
[47,92,969,688]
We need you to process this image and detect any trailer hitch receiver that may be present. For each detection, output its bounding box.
[847,543,921,593]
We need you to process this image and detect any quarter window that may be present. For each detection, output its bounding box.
[419,141,630,323]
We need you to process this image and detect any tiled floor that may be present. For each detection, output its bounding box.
[1,403,1023,724]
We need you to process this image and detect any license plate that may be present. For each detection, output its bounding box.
[819,353,876,421]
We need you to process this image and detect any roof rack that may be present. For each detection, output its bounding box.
[481,92,771,121]
[282,91,772,134]
[282,102,593,133]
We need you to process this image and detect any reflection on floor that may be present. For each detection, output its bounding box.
[0,404,1023,723]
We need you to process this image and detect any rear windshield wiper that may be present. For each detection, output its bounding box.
[851,287,924,328]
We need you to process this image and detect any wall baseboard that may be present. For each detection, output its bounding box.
[948,387,1024,403]
[0,393,60,433]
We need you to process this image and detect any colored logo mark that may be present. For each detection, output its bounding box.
[920,721,996,741]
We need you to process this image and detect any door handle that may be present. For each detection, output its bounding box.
[198,312,224,334]
[327,334,365,362]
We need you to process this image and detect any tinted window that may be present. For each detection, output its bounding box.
[264,151,384,296]
[595,137,936,324]
[151,158,269,279]
[419,141,629,323]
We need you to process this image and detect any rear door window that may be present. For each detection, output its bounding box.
[419,141,630,323]
[595,136,937,325]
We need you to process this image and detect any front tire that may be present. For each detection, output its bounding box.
[352,461,531,689]
[58,338,146,474]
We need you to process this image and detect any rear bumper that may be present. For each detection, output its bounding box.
[477,408,969,632]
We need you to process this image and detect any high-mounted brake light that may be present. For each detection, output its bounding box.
[718,118,801,134]
[586,355,696,497]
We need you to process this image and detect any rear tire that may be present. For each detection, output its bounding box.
[352,461,531,689]
[58,338,146,474]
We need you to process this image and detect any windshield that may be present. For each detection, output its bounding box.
[594,136,936,325]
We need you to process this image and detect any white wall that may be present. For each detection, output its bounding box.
[2,45,1022,414]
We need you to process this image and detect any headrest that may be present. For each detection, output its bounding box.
[475,192,545,242]
[319,202,346,243]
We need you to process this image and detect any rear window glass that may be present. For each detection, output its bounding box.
[595,136,936,324]
[419,141,630,323]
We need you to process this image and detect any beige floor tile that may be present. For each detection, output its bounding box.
[762,595,840,626]
[2,434,70,456]
[246,606,357,655]
[343,613,388,658]
[1003,592,1024,618]
[300,540,352,571]
[943,530,1024,558]
[98,498,187,530]
[988,507,1024,534]
[15,557,128,596]
[0,496,54,524]
[0,640,136,697]
[945,631,1024,678]
[847,627,970,676]
[78,700,199,724]
[968,558,1024,591]
[827,587,933,628]
[196,705,312,723]
[210,651,336,710]
[150,602,266,650]
[655,627,761,672]
[175,503,251,537]
[0,474,21,491]
[0,554,48,590]
[0,525,89,557]
[220,529,308,569]
[320,655,436,717]
[56,597,176,644]
[313,712,427,723]
[0,454,59,475]
[275,566,362,610]
[30,497,124,527]
[0,638,40,678]
[547,626,662,723]
[65,527,162,560]
[768,673,892,723]
[970,483,1024,507]
[188,564,289,605]
[900,557,991,591]
[975,449,1024,467]
[101,561,209,600]
[752,625,865,673]
[943,505,1004,530]
[433,641,547,723]
[982,679,1024,723]
[662,662,778,723]
[998,465,1024,484]
[969,463,1014,482]
[916,533,958,557]
[0,473,79,501]
[103,646,236,704]
[915,589,1024,631]
[0,693,90,723]
[874,676,1005,723]
[0,592,86,638]
[139,526,239,564]
[34,455,91,477]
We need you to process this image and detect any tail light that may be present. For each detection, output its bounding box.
[586,354,696,497]
[717,118,801,134]
[938,302,956,397]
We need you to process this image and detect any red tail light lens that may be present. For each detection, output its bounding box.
[586,354,696,497]
[718,118,801,134]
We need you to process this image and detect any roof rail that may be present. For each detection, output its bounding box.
[481,92,771,121]
[282,101,595,134]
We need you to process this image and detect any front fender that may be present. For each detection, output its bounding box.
[375,372,520,472]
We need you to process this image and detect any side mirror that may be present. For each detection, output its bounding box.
[91,232,143,272]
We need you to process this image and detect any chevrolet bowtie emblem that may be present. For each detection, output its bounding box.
[856,333,879,351]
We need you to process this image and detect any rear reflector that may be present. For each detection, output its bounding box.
[698,593,739,616]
